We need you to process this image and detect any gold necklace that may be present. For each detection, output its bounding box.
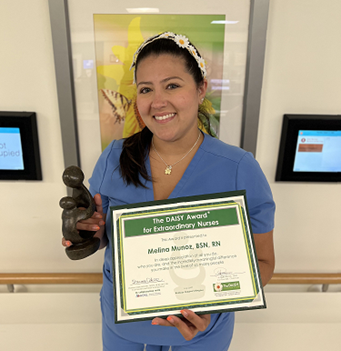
[152,131,201,175]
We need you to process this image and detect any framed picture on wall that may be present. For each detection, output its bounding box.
[49,0,270,180]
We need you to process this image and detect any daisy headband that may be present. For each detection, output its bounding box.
[130,32,207,80]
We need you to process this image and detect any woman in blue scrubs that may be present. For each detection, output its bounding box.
[63,32,275,351]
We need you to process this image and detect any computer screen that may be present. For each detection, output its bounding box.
[276,114,341,182]
[0,112,42,180]
[0,127,24,170]
[293,130,341,173]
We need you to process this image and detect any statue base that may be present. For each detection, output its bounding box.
[65,237,101,260]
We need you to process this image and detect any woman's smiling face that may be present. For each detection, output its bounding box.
[135,54,206,144]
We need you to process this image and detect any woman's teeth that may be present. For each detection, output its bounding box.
[154,113,175,121]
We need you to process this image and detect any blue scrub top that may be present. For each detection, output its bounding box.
[89,133,275,346]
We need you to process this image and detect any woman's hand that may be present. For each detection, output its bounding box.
[151,310,211,341]
[62,194,107,249]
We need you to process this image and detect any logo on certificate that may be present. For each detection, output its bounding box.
[213,283,223,292]
[213,281,240,292]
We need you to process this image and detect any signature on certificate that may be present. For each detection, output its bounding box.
[131,277,165,285]
[211,267,231,278]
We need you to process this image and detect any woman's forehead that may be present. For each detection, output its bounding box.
[136,54,188,78]
[137,53,186,67]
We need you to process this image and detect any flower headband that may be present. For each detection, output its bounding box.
[130,32,207,80]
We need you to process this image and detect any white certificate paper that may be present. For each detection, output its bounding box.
[111,191,265,323]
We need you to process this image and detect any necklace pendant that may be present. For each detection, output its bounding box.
[165,166,172,175]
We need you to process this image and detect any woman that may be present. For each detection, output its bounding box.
[63,32,275,351]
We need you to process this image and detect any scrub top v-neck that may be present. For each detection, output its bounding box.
[144,134,205,202]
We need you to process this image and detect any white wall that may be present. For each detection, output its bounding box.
[257,0,341,272]
[1,1,341,351]
[0,0,104,272]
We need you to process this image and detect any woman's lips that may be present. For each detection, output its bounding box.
[154,113,176,121]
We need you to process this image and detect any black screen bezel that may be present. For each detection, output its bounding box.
[275,114,341,182]
[0,112,42,180]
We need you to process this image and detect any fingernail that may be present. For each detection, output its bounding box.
[151,321,158,325]
[66,241,72,247]
[167,316,173,323]
[94,214,102,219]
[92,226,100,231]
[180,310,188,317]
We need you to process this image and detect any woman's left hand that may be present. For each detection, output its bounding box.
[151,310,211,341]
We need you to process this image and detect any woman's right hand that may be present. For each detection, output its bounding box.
[62,193,108,249]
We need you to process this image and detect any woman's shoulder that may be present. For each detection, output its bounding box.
[100,138,125,158]
[89,138,125,189]
[201,134,251,164]
[92,138,125,172]
[105,138,125,151]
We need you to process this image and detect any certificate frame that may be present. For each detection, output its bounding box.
[111,190,265,323]
[48,0,270,175]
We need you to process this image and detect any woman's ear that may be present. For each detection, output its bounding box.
[198,79,208,102]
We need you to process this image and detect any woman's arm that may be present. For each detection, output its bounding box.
[253,229,275,286]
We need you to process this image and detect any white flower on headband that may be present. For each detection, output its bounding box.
[130,32,207,79]
[197,57,207,76]
[174,34,189,48]
[188,45,198,59]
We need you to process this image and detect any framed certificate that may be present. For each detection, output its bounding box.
[111,190,265,323]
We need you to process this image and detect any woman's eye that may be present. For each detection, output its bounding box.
[167,83,179,90]
[139,87,151,94]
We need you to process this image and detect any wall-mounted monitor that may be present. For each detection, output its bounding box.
[0,112,42,180]
[276,114,341,182]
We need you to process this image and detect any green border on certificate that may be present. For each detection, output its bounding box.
[111,191,265,323]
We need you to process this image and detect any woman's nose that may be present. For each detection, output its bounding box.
[151,91,167,109]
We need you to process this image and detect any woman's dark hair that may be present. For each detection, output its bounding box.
[120,38,214,187]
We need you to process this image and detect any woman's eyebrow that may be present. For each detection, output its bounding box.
[136,81,152,87]
[161,76,184,83]
[137,76,184,87]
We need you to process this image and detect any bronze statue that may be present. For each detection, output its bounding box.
[60,166,100,260]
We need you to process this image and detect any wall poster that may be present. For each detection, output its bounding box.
[49,0,269,181]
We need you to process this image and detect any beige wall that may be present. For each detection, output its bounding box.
[257,0,341,272]
[1,0,340,273]
[1,1,341,351]
[0,0,104,273]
